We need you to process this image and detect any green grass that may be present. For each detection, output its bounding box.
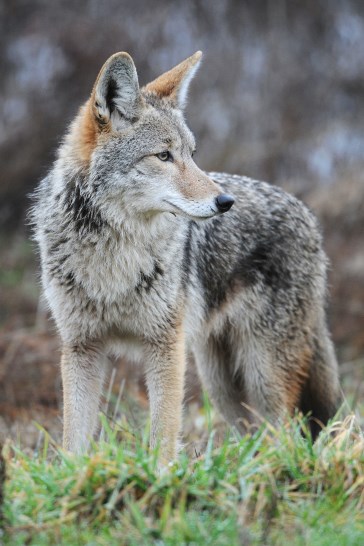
[2,413,364,546]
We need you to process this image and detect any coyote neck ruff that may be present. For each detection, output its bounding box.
[32,51,340,464]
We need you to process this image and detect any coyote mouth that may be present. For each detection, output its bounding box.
[163,200,217,220]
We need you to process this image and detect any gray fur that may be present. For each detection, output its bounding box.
[31,52,340,462]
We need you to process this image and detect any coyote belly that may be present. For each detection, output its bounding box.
[32,51,340,464]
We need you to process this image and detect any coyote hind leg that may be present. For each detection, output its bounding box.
[195,328,294,434]
[193,334,247,433]
[194,332,286,434]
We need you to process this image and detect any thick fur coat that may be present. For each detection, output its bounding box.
[32,52,340,464]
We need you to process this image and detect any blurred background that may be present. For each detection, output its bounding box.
[1,0,363,447]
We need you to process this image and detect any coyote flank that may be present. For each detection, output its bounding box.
[32,51,340,464]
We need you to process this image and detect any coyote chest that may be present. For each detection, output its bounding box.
[45,224,185,344]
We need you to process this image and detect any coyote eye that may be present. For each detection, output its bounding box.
[156,151,172,162]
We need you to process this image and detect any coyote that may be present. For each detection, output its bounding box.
[32,51,340,463]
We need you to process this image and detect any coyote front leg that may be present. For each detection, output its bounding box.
[145,327,186,465]
[61,344,105,454]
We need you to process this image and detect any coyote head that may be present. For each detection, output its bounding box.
[65,51,234,222]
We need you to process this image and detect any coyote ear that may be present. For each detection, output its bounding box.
[92,52,142,129]
[145,51,202,110]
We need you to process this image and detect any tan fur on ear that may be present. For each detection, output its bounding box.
[63,101,97,166]
[79,101,102,160]
[65,98,110,167]
[144,51,202,108]
[65,52,138,166]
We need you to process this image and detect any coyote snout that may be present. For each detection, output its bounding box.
[165,189,234,219]
[165,159,235,219]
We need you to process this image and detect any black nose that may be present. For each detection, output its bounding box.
[215,193,235,213]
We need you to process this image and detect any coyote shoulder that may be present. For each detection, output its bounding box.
[32,51,340,464]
